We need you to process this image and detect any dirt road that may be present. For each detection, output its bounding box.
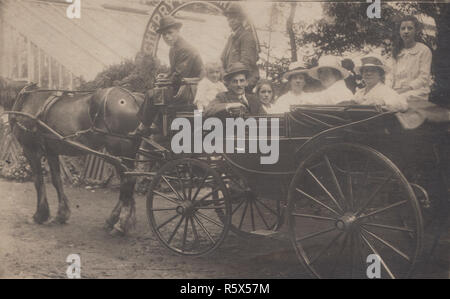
[0,180,447,279]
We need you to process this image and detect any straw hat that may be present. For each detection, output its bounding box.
[156,16,182,34]
[282,61,311,82]
[355,55,390,75]
[309,55,350,81]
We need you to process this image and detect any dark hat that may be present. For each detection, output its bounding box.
[223,62,249,81]
[156,16,182,34]
[224,3,246,19]
[355,55,389,75]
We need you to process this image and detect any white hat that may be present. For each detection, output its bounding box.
[355,55,390,75]
[282,61,311,82]
[308,55,350,81]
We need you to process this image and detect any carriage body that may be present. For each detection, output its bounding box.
[146,96,448,278]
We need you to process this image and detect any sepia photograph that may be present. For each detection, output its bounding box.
[0,0,448,282]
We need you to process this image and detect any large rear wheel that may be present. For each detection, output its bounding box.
[288,143,423,278]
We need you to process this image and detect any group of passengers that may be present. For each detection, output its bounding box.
[135,5,438,135]
[195,14,433,124]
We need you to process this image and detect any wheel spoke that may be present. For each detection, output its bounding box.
[250,201,256,231]
[238,201,249,230]
[193,215,215,244]
[362,222,414,233]
[232,197,246,215]
[195,187,221,204]
[196,211,224,228]
[152,190,180,205]
[360,232,396,279]
[187,162,194,201]
[324,155,346,210]
[157,213,180,230]
[181,216,189,252]
[191,173,209,202]
[190,216,199,245]
[330,232,349,277]
[151,207,178,212]
[196,205,227,210]
[358,200,408,219]
[344,153,354,211]
[296,188,341,217]
[167,215,185,245]
[291,213,336,221]
[361,227,410,261]
[254,198,279,217]
[296,226,336,242]
[175,165,188,201]
[162,175,184,202]
[306,168,344,213]
[253,200,271,230]
[309,232,343,265]
[356,173,394,216]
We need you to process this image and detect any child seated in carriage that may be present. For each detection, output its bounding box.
[194,62,227,111]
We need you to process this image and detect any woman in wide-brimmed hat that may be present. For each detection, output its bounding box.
[308,55,353,105]
[267,61,319,113]
[352,55,407,112]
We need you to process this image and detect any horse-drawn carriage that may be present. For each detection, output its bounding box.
[4,81,449,279]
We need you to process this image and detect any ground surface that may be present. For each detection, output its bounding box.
[0,180,448,279]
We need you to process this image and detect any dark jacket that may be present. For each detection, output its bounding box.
[169,37,204,80]
[204,91,264,118]
[221,25,259,89]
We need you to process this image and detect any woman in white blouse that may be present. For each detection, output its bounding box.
[267,61,318,113]
[308,55,354,105]
[391,15,432,102]
[353,55,408,112]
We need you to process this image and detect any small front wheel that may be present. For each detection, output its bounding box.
[147,158,231,256]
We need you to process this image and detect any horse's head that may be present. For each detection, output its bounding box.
[0,77,30,111]
[90,87,144,134]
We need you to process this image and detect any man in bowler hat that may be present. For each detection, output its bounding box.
[204,62,264,118]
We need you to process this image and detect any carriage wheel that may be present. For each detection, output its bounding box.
[214,159,282,237]
[287,143,423,278]
[147,158,231,256]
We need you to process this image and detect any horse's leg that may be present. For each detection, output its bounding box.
[22,147,50,224]
[47,154,71,224]
[110,161,137,236]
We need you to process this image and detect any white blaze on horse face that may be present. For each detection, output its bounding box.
[258,118,280,165]
[171,118,191,153]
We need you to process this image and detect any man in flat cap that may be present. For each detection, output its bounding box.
[221,3,260,93]
[135,15,204,135]
[204,62,264,118]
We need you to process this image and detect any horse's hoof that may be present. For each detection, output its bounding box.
[33,212,50,224]
[109,227,125,237]
[48,217,67,225]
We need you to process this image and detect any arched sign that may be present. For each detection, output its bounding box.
[141,1,260,57]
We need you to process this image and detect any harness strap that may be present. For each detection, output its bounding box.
[36,92,64,122]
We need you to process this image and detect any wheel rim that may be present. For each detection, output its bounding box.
[147,158,231,256]
[217,161,282,237]
[288,143,423,278]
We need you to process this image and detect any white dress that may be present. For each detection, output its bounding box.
[314,80,354,105]
[267,91,315,113]
[353,82,408,112]
[391,42,432,102]
[194,78,227,110]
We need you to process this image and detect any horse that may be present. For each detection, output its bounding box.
[0,78,146,235]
